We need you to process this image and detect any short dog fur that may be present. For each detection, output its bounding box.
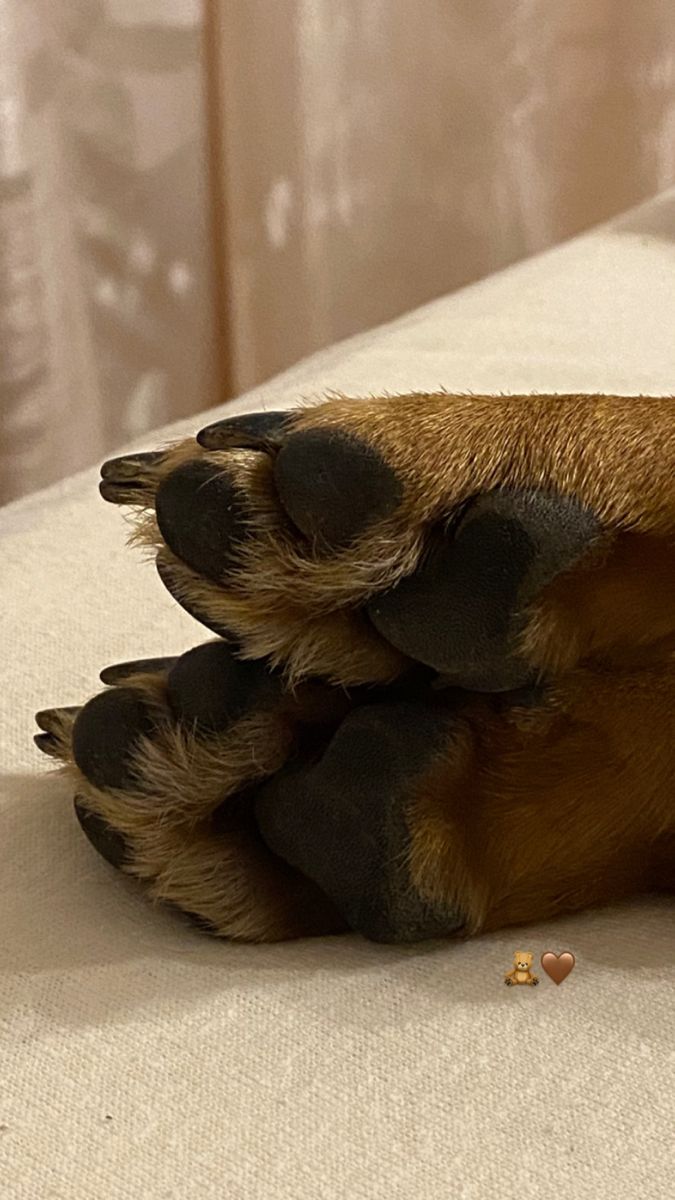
[35,393,675,942]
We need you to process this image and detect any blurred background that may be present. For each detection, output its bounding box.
[2,0,675,504]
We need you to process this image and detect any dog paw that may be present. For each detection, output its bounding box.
[101,394,675,688]
[35,647,675,941]
[34,643,348,941]
[34,641,474,943]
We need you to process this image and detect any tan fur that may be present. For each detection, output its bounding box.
[50,653,675,940]
[117,393,675,685]
[154,547,407,685]
[125,441,413,684]
[519,531,675,674]
[57,392,675,939]
[48,676,344,941]
[406,662,675,934]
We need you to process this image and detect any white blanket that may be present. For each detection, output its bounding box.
[2,189,674,1200]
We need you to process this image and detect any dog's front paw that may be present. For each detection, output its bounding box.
[101,394,675,689]
[35,643,346,941]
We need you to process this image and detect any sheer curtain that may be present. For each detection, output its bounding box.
[2,0,675,504]
[0,0,218,504]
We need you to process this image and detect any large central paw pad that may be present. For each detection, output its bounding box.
[254,699,467,943]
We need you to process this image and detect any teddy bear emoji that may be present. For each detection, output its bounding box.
[504,951,539,986]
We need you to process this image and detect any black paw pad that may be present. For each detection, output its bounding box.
[74,799,131,870]
[367,489,600,691]
[273,429,403,547]
[72,688,155,791]
[197,411,292,451]
[155,460,250,581]
[255,701,465,943]
[166,642,278,732]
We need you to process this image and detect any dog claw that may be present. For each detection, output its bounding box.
[99,657,179,686]
[34,732,61,757]
[35,706,80,733]
[100,450,165,481]
[196,411,291,451]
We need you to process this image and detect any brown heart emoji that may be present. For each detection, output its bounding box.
[541,951,575,984]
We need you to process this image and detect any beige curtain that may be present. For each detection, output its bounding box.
[3,1,675,505]
[0,0,219,504]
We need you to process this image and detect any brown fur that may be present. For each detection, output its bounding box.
[120,393,675,684]
[52,393,675,938]
[406,663,675,934]
[46,676,345,941]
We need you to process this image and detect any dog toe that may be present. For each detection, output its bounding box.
[71,688,156,791]
[155,460,252,581]
[165,641,279,732]
[273,428,404,548]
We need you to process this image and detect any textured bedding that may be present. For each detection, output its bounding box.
[2,188,674,1199]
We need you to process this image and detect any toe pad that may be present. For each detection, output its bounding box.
[274,429,404,548]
